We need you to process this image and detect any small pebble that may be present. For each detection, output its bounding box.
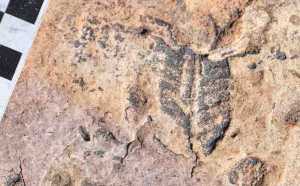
[257,60,263,64]
[135,27,150,36]
[74,40,81,48]
[230,129,240,138]
[5,174,21,186]
[79,126,91,141]
[275,50,287,60]
[147,115,153,122]
[247,63,257,70]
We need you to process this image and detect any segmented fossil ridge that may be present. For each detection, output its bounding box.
[156,39,232,155]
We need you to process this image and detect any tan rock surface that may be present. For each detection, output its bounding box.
[0,0,299,185]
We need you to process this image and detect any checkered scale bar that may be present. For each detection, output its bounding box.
[0,0,48,121]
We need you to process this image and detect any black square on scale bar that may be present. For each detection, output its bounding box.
[6,0,44,24]
[0,45,22,80]
[0,11,3,23]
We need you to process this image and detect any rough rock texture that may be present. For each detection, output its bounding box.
[228,157,265,186]
[0,0,300,185]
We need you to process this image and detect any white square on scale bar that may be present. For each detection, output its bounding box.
[0,13,35,53]
[0,0,10,12]
[0,77,12,121]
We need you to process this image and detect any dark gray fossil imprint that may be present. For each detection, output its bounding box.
[196,58,231,155]
[156,39,231,155]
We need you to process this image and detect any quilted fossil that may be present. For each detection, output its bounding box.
[156,39,231,155]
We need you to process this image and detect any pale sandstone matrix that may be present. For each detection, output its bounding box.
[0,0,300,186]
